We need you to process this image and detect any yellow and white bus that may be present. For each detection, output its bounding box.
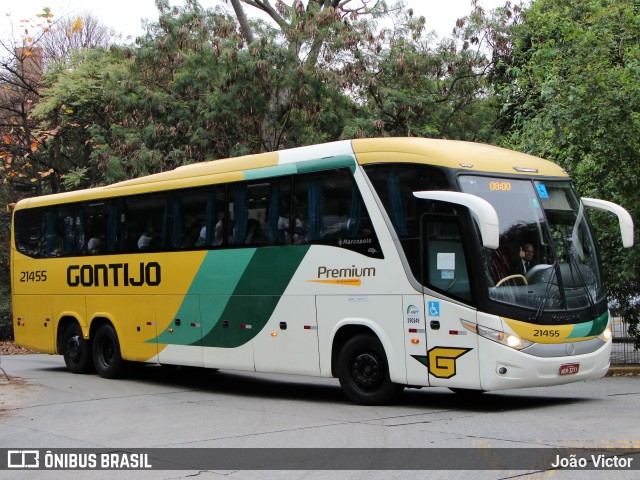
[11,138,634,404]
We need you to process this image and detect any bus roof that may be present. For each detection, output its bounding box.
[15,138,568,209]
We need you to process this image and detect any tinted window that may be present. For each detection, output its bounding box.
[15,208,44,257]
[423,215,472,302]
[170,186,225,250]
[293,168,381,258]
[76,201,116,255]
[120,193,166,253]
[228,177,291,247]
[364,164,451,277]
[42,205,74,257]
[364,164,450,237]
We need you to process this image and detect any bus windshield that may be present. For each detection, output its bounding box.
[459,176,605,313]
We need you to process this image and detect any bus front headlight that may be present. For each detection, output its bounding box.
[597,325,612,342]
[461,320,533,351]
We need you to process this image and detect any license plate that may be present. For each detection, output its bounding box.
[559,363,580,375]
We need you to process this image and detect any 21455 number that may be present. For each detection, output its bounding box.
[20,270,47,282]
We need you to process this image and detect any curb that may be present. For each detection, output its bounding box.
[606,365,640,376]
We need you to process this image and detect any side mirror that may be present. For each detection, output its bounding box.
[582,198,634,248]
[413,191,500,249]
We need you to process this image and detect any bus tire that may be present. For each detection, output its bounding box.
[62,323,94,374]
[92,324,126,379]
[338,334,403,405]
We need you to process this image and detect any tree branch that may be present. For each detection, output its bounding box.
[230,0,255,44]
[242,0,288,29]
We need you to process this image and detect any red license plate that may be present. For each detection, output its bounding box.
[559,363,580,375]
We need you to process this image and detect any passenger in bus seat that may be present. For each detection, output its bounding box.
[182,223,200,248]
[138,223,156,250]
[245,218,267,244]
[87,235,103,254]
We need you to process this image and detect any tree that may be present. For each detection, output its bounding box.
[341,4,504,141]
[220,0,396,149]
[39,12,118,64]
[34,0,360,187]
[1,9,58,196]
[1,9,120,196]
[494,0,640,346]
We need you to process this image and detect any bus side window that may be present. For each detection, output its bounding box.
[268,177,291,246]
[14,208,44,258]
[293,168,377,249]
[227,179,291,248]
[120,193,166,253]
[169,188,210,250]
[43,206,74,258]
[422,215,472,303]
[169,185,226,250]
[77,201,111,255]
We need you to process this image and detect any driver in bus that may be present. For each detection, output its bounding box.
[512,243,537,275]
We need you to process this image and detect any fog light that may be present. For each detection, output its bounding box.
[497,366,508,375]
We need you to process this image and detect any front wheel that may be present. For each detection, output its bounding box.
[62,323,94,374]
[92,324,126,379]
[338,334,403,405]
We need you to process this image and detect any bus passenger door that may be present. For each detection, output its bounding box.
[421,214,481,390]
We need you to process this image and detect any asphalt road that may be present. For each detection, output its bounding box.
[0,354,639,480]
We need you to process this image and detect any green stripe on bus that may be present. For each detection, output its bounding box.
[586,311,608,337]
[244,164,297,180]
[154,245,310,348]
[242,155,356,182]
[154,249,255,345]
[566,311,608,339]
[200,245,310,348]
[294,155,356,174]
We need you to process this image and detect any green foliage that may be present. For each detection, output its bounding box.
[35,0,357,184]
[33,48,125,188]
[343,6,502,142]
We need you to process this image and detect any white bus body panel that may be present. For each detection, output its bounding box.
[478,337,611,391]
[403,295,430,387]
[253,295,320,376]
[424,295,480,390]
[156,295,203,367]
[316,294,406,383]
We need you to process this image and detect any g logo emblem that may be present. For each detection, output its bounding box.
[412,347,472,379]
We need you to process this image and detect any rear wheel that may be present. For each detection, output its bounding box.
[92,324,126,379]
[338,334,403,405]
[62,323,94,374]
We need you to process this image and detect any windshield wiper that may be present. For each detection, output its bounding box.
[565,236,598,317]
[529,261,565,323]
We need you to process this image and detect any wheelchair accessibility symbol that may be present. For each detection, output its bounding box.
[428,301,440,317]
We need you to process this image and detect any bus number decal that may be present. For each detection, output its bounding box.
[20,270,47,282]
[534,329,560,338]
